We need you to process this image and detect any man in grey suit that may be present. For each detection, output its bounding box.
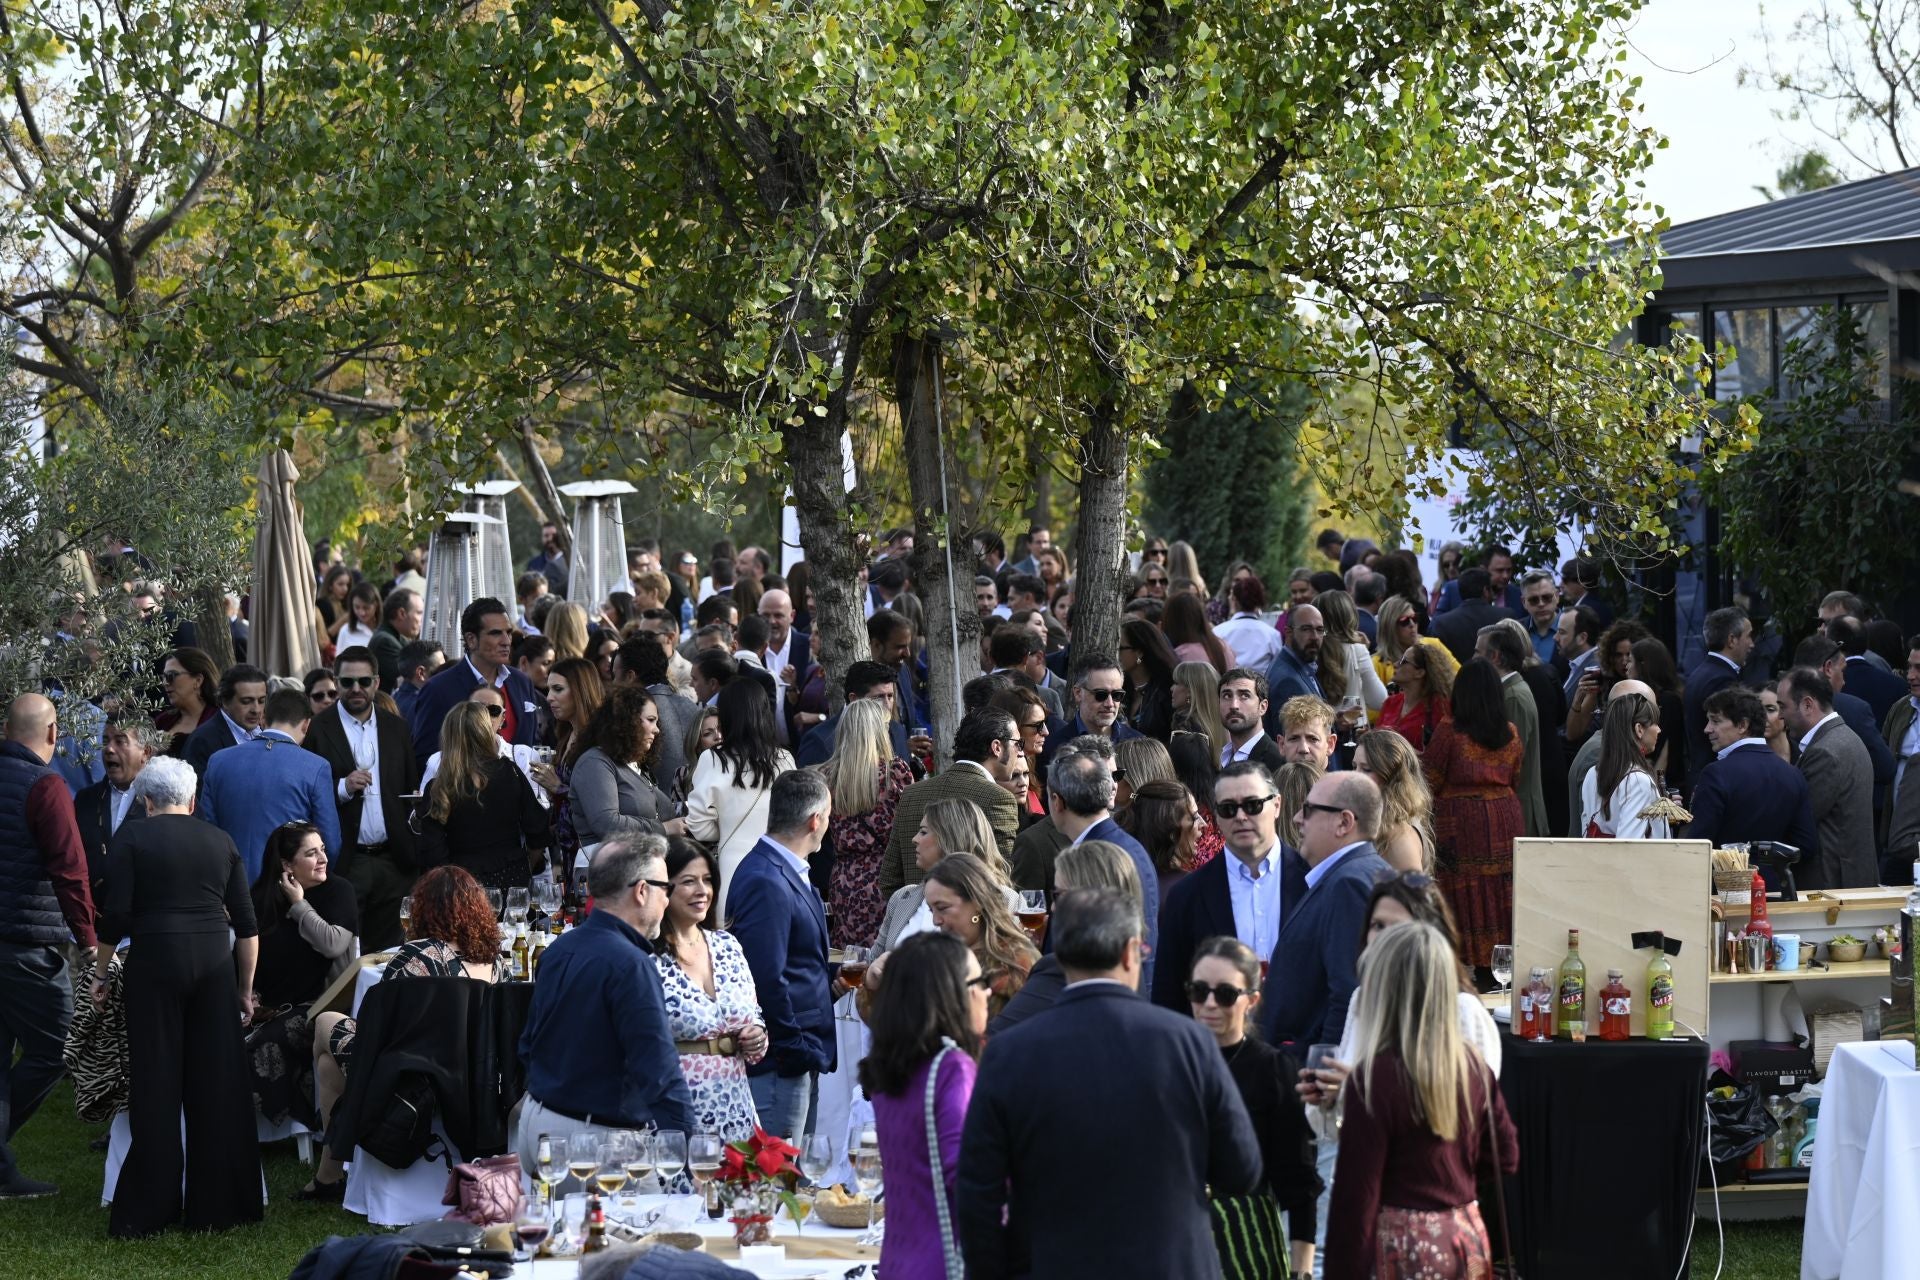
[1880,638,1920,863]
[1779,666,1878,890]
[614,635,695,789]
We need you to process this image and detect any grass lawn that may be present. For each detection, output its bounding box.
[5,1080,1808,1279]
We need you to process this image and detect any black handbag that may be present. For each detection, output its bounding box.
[398,1222,516,1277]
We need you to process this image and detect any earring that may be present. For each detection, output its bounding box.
[971,915,981,924]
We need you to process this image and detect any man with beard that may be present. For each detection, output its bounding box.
[1218,669,1286,773]
[1263,604,1325,737]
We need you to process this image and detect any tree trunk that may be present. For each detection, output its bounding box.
[785,411,866,717]
[517,417,574,559]
[191,582,235,671]
[1070,395,1130,666]
[895,333,977,769]
[1028,433,1051,541]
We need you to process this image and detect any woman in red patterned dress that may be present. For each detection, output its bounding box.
[821,698,914,948]
[1421,660,1522,971]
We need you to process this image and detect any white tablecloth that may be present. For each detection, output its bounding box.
[535,1192,872,1278]
[809,992,874,1187]
[351,959,388,1014]
[1802,1039,1920,1280]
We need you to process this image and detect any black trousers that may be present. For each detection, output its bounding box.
[0,941,71,1185]
[346,845,411,952]
[113,932,263,1238]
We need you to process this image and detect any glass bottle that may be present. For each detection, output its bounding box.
[1599,969,1631,1041]
[1749,869,1774,969]
[511,924,530,981]
[1556,929,1587,1041]
[582,1192,610,1253]
[1646,938,1675,1041]
[1518,966,1549,1041]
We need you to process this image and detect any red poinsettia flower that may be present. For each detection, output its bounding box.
[719,1146,748,1181]
[752,1126,800,1160]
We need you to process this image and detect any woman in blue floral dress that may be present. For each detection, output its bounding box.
[653,838,769,1140]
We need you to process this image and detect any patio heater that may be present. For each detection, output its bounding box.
[560,479,636,610]
[454,479,523,609]
[420,511,501,654]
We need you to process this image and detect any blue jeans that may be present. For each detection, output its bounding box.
[0,942,72,1185]
[1314,1132,1338,1257]
[748,1072,815,1141]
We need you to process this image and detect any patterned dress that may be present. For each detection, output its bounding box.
[548,757,580,867]
[326,938,489,1073]
[654,930,767,1141]
[1191,809,1225,869]
[827,758,913,948]
[1421,720,1524,969]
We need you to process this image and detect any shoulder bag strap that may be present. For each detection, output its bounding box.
[1481,1060,1517,1277]
[924,1040,966,1280]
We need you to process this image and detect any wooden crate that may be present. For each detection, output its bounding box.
[1512,838,1713,1038]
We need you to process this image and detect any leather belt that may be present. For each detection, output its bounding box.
[674,1035,739,1057]
[533,1097,639,1129]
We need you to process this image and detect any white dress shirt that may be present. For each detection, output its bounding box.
[108,783,136,835]
[336,702,387,846]
[220,709,256,743]
[1225,841,1286,960]
[1222,730,1270,768]
[1798,711,1841,755]
[1304,840,1368,892]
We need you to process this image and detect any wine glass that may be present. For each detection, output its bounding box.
[565,1135,599,1192]
[397,896,412,940]
[513,1200,551,1277]
[837,946,869,1020]
[534,1131,562,1213]
[654,1129,687,1195]
[688,1132,723,1215]
[1305,1043,1340,1113]
[507,886,530,925]
[852,1128,883,1239]
[796,1133,833,1238]
[486,887,505,919]
[595,1141,629,1202]
[1491,944,1515,997]
[626,1129,657,1199]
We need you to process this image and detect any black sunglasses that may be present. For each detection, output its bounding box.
[1187,981,1249,1006]
[1215,795,1277,819]
[310,689,338,701]
[337,676,375,688]
[480,704,504,719]
[627,877,672,894]
[1084,688,1123,702]
[1300,801,1349,818]
[1144,576,1168,586]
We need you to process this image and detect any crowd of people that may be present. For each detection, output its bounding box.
[0,518,1901,1278]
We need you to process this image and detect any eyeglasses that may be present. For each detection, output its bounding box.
[310,689,338,702]
[629,877,673,895]
[1187,982,1249,1006]
[1215,795,1277,819]
[1144,576,1168,587]
[161,668,186,682]
[1084,688,1123,702]
[338,676,375,688]
[965,974,992,991]
[1300,801,1350,818]
[480,704,505,719]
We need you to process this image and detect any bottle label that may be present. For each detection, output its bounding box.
[1560,978,1584,1010]
[1604,996,1631,1016]
[1649,975,1674,1009]
[1520,994,1534,1015]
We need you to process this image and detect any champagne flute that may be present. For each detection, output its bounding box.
[796,1133,833,1238]
[852,1129,883,1239]
[1491,944,1515,997]
[507,886,530,925]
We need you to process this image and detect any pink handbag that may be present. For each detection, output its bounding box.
[442,1154,525,1225]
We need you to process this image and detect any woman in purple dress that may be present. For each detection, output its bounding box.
[858,931,990,1280]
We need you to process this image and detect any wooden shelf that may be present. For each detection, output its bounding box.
[1711,959,1889,985]
[1718,888,1908,922]
[1707,1180,1809,1195]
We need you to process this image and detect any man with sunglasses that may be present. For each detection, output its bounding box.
[200,687,339,883]
[515,835,694,1173]
[302,647,419,949]
[409,596,543,761]
[1256,771,1389,1052]
[1034,656,1140,787]
[1152,762,1308,1011]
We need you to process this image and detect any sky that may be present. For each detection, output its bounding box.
[1621,0,1845,226]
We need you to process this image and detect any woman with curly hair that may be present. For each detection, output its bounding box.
[1566,618,1652,742]
[302,865,501,1200]
[569,684,684,848]
[1376,633,1456,752]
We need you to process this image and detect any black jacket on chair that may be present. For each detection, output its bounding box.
[326,976,534,1163]
[957,982,1261,1280]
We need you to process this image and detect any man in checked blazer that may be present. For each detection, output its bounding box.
[877,707,1020,898]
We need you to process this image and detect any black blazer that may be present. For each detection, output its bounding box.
[1682,654,1742,793]
[1244,734,1287,775]
[1430,601,1514,665]
[1150,845,1307,1012]
[183,713,238,778]
[303,705,421,875]
[1222,1036,1321,1219]
[957,982,1262,1280]
[73,780,144,897]
[417,757,551,889]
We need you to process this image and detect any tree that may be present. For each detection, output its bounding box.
[1143,382,1314,592]
[222,0,1729,728]
[1754,149,1846,200]
[1749,0,1920,174]
[1707,304,1918,626]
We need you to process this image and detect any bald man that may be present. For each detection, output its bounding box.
[1565,678,1654,837]
[757,588,810,747]
[1,694,99,1197]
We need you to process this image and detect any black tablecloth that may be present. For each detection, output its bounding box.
[1496,1033,1709,1280]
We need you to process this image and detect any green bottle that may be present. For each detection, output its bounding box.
[1646,937,1675,1041]
[1557,929,1587,1041]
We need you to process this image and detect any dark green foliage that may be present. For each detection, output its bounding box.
[1143,382,1314,590]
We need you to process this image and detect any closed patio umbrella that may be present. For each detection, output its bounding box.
[251,449,321,679]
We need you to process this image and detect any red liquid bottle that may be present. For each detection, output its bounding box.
[1748,869,1774,969]
[1599,969,1632,1041]
[1519,966,1549,1041]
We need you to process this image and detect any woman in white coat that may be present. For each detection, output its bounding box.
[685,680,794,916]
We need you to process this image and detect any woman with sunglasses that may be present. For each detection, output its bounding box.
[1296,873,1503,1271]
[1428,541,1465,614]
[1372,594,1456,689]
[861,931,990,1280]
[418,701,551,890]
[303,667,340,716]
[1377,635,1456,753]
[155,647,220,755]
[1188,936,1320,1280]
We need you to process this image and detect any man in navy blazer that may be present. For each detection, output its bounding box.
[200,687,341,882]
[1687,687,1817,879]
[73,716,156,898]
[958,888,1262,1280]
[793,660,910,768]
[409,597,544,760]
[1153,761,1307,1010]
[728,771,836,1139]
[1045,736,1159,993]
[182,663,269,778]
[1262,605,1326,737]
[1682,607,1755,793]
[1258,770,1391,1050]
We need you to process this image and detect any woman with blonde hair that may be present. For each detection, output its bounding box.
[1171,660,1228,759]
[1168,541,1207,600]
[1112,735,1175,810]
[419,702,551,889]
[821,698,915,947]
[1354,729,1436,873]
[900,853,1037,1020]
[544,601,591,663]
[1323,922,1517,1280]
[874,798,1014,952]
[1373,595,1458,686]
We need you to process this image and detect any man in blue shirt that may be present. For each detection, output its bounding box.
[516,835,695,1173]
[1517,570,1562,667]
